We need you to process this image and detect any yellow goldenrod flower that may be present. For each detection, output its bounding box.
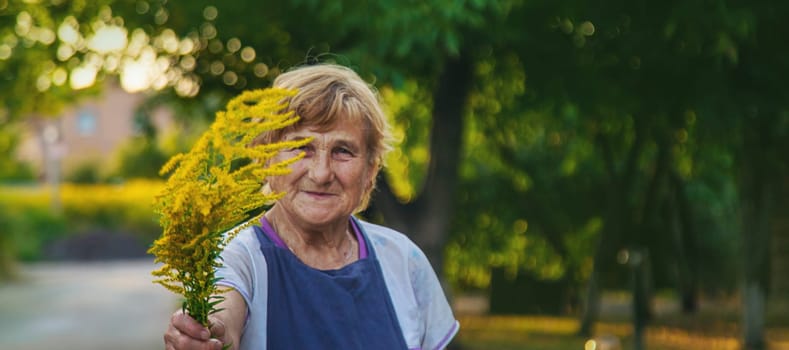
[148,88,309,327]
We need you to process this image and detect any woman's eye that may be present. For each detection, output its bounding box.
[290,145,313,155]
[333,147,354,159]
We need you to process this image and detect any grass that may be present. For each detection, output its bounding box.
[454,294,789,350]
[456,315,585,350]
[455,314,744,350]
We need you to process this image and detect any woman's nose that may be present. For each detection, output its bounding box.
[308,151,334,184]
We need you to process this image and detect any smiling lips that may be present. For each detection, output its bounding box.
[302,190,336,198]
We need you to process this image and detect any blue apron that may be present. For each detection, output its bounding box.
[252,219,409,350]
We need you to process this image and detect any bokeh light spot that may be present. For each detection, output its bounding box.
[223,71,237,86]
[240,47,256,62]
[203,6,218,21]
[226,38,241,53]
[70,65,98,90]
[88,26,127,53]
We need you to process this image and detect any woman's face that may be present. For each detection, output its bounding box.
[268,118,374,229]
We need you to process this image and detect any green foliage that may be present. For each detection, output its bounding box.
[0,194,67,261]
[0,126,35,182]
[112,137,169,179]
[0,201,17,279]
[684,167,741,293]
[65,161,105,184]
[0,0,113,120]
[380,81,432,201]
[0,181,163,261]
[445,54,604,291]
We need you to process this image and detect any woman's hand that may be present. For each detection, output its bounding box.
[164,310,226,350]
[165,289,246,350]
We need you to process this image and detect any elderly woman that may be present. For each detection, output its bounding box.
[164,64,458,350]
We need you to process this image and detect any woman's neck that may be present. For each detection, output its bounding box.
[265,205,348,246]
[265,205,357,269]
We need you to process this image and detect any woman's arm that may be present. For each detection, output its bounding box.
[215,289,248,349]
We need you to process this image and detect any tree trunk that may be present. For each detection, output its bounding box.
[579,166,626,336]
[670,171,699,313]
[579,127,645,336]
[633,134,674,322]
[35,117,63,213]
[739,114,777,350]
[740,159,773,350]
[373,51,473,276]
[0,234,13,280]
[742,282,767,350]
[578,264,602,336]
[630,248,649,350]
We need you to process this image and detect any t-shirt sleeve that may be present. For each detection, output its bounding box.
[410,248,460,350]
[215,229,269,348]
[215,231,257,309]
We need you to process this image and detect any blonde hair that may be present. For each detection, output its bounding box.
[255,64,393,211]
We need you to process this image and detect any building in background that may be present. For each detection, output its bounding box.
[16,82,174,180]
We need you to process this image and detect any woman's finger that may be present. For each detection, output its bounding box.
[208,317,226,339]
[171,310,211,340]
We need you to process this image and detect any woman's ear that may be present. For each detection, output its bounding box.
[261,181,272,194]
[261,182,278,206]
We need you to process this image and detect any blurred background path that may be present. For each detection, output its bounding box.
[0,259,177,350]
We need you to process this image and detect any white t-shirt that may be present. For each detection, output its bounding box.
[216,219,459,350]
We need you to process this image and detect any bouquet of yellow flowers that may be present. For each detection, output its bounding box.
[148,88,308,327]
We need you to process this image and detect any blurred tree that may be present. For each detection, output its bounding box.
[0,0,113,121]
[0,201,13,280]
[692,3,789,346]
[533,1,787,345]
[471,0,789,342]
[0,126,34,181]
